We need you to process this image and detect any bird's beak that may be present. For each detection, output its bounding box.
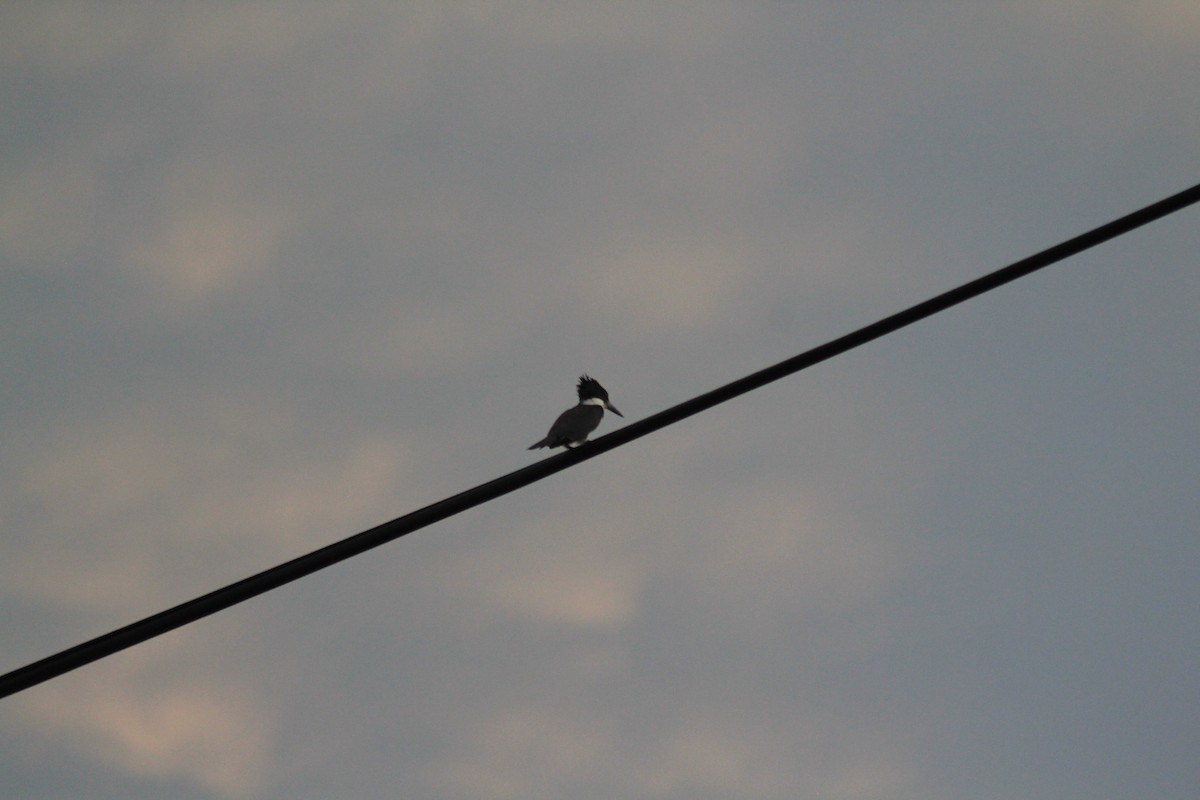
[606,402,623,417]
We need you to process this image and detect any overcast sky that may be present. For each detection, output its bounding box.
[2,4,1198,799]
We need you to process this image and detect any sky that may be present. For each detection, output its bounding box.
[2,3,1198,799]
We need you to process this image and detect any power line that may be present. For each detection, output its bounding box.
[3,181,1198,700]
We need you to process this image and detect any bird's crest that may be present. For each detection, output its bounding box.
[576,374,608,401]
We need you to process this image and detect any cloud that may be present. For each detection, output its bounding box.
[633,716,801,796]
[438,505,645,628]
[11,393,409,616]
[121,160,293,309]
[0,149,103,265]
[0,3,151,75]
[675,479,904,615]
[428,702,917,799]
[14,635,272,798]
[3,5,1198,800]
[428,703,617,798]
[574,237,753,335]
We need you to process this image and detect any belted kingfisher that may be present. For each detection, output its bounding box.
[528,374,623,450]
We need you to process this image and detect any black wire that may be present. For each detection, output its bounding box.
[3,182,1199,700]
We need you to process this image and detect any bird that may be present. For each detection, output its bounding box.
[528,374,623,450]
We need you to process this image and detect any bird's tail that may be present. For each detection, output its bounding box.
[527,438,550,450]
